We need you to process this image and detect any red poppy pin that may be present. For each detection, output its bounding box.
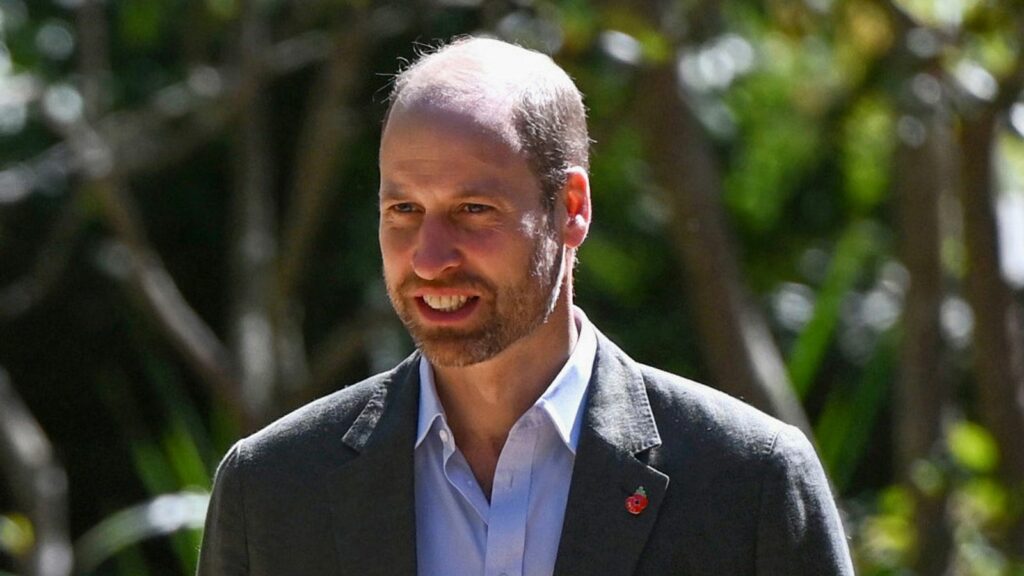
[625,486,649,515]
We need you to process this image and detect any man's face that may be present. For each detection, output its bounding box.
[378,102,565,367]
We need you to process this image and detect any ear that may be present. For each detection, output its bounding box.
[562,166,591,249]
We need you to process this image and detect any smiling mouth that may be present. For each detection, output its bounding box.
[421,295,477,312]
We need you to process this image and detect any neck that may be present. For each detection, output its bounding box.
[430,296,578,499]
[432,296,578,446]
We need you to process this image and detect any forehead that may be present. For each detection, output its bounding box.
[387,74,520,137]
[378,102,538,199]
[381,100,520,167]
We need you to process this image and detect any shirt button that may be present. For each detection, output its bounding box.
[438,429,449,443]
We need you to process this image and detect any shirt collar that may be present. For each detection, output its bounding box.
[415,307,597,454]
[415,357,447,449]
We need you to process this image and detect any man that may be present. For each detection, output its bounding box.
[198,37,854,575]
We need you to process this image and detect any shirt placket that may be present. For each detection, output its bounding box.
[483,417,539,576]
[440,425,490,524]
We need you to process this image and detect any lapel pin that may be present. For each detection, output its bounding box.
[625,486,649,515]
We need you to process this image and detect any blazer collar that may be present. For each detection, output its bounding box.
[327,351,421,576]
[577,330,662,452]
[554,330,668,576]
[326,329,667,576]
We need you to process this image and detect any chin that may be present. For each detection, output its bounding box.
[417,339,501,368]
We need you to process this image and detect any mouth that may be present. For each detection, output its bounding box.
[413,293,481,324]
[421,294,476,312]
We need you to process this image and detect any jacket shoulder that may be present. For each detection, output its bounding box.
[627,365,853,574]
[637,363,792,465]
[234,356,416,469]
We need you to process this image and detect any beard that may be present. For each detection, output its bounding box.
[385,232,564,367]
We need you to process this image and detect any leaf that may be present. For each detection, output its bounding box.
[0,513,33,557]
[787,220,879,397]
[958,477,1009,525]
[73,492,210,574]
[599,7,671,64]
[893,0,982,28]
[814,327,896,489]
[579,233,649,298]
[119,0,166,49]
[947,420,1000,474]
[841,95,895,214]
[205,0,239,20]
[141,352,212,488]
[724,72,823,233]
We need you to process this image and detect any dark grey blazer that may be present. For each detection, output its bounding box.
[198,331,855,575]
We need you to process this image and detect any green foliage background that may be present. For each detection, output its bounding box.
[2,0,1024,574]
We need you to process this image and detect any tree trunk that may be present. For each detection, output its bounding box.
[894,105,953,573]
[229,1,280,430]
[960,108,1024,554]
[637,63,814,438]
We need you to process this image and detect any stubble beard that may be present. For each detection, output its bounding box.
[386,233,565,368]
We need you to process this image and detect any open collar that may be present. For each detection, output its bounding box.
[413,307,598,454]
[328,324,668,576]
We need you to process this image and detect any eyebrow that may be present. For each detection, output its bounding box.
[378,184,404,200]
[378,182,508,201]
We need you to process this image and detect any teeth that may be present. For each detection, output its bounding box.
[423,295,470,312]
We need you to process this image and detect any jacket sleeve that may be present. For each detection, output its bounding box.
[755,425,855,575]
[197,443,249,576]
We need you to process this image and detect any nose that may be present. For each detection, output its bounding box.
[412,215,461,280]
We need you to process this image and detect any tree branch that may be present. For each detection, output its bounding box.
[278,19,369,304]
[70,0,243,422]
[0,368,73,576]
[993,16,1024,110]
[0,202,84,319]
[0,31,333,204]
[306,310,396,404]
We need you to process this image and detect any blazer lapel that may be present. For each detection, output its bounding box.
[554,334,669,576]
[325,354,420,575]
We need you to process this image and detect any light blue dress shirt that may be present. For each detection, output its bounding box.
[414,309,598,576]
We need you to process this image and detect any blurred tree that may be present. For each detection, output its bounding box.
[1,0,1024,574]
[631,0,815,438]
[0,368,71,576]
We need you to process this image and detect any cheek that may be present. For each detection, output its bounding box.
[379,231,413,283]
[460,229,503,254]
[458,231,536,273]
[379,226,415,257]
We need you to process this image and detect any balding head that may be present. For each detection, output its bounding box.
[385,37,589,210]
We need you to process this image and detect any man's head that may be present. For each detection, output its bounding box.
[378,37,592,368]
[384,37,590,211]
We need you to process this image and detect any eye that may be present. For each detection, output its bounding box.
[388,202,419,214]
[461,203,493,214]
